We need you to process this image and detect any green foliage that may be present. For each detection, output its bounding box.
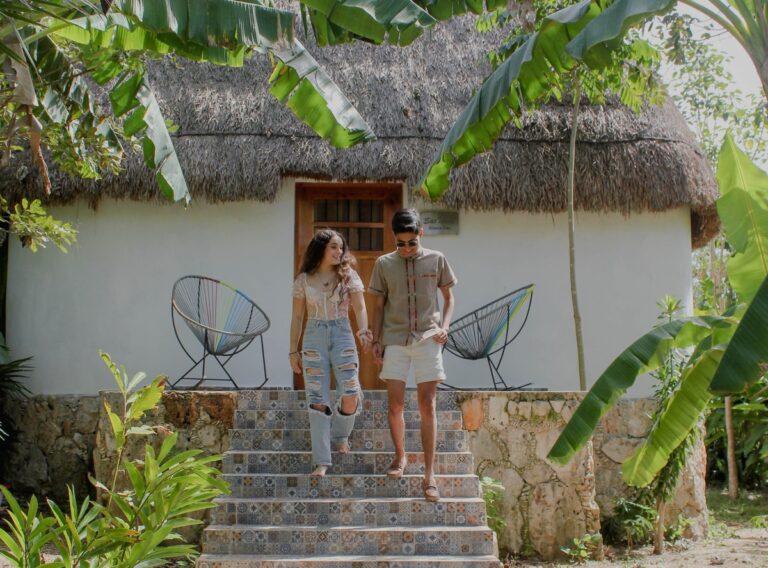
[0,333,32,442]
[0,353,228,567]
[1,197,78,253]
[560,532,601,563]
[750,515,768,528]
[2,0,392,205]
[655,11,768,167]
[549,136,768,487]
[479,476,506,538]
[707,377,768,489]
[602,498,656,549]
[664,514,691,542]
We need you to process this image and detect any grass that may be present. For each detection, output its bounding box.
[707,486,768,526]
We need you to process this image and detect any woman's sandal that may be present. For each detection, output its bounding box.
[310,465,328,477]
[422,481,440,502]
[386,457,407,478]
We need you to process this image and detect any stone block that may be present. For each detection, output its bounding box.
[487,396,509,429]
[461,398,484,431]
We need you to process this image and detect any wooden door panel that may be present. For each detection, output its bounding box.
[294,182,401,390]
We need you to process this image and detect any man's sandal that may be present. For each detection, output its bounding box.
[386,457,407,478]
[422,482,440,502]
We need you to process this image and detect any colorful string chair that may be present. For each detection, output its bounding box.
[444,284,534,391]
[171,275,270,390]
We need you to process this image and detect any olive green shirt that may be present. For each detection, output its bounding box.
[368,247,457,346]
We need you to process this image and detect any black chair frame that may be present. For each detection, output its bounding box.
[171,275,270,390]
[443,284,534,391]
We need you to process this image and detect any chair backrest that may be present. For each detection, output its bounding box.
[445,284,534,360]
[172,276,270,355]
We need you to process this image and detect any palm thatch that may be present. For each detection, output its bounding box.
[0,14,718,247]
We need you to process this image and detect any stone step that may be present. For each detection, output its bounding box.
[229,428,468,452]
[211,497,488,527]
[197,553,502,567]
[222,474,482,499]
[238,390,460,411]
[202,525,498,557]
[223,451,474,476]
[234,409,464,431]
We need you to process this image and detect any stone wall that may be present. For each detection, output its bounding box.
[458,392,602,559]
[0,395,99,503]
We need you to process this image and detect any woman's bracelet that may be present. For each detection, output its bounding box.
[356,329,373,338]
[288,351,299,356]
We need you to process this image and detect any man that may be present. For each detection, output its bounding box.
[368,208,456,502]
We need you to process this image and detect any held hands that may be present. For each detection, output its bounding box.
[432,327,449,344]
[356,328,373,353]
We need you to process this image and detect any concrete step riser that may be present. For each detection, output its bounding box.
[223,475,482,499]
[229,429,468,452]
[234,410,464,431]
[211,499,487,527]
[197,555,502,567]
[223,452,474,476]
[238,391,460,412]
[202,527,497,557]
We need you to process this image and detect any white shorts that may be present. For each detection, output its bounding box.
[380,338,446,384]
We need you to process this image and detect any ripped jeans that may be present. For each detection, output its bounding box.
[302,318,363,466]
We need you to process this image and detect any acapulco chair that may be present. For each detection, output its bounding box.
[443,284,534,391]
[171,275,270,390]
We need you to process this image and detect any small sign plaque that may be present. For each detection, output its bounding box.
[421,210,459,236]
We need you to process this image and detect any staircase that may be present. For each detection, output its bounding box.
[197,389,501,567]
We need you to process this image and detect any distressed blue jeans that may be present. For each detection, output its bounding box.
[302,318,363,467]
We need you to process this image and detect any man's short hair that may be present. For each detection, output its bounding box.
[392,208,422,233]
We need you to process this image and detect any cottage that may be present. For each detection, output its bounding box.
[2,15,717,396]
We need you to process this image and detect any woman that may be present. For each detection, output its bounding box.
[289,229,372,476]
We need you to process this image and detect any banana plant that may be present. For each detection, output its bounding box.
[417,0,677,199]
[548,136,768,487]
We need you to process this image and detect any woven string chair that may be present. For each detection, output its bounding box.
[444,284,534,391]
[171,275,270,390]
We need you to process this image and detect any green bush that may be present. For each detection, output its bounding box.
[479,476,507,539]
[0,353,228,567]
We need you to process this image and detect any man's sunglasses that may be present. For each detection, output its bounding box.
[396,239,419,248]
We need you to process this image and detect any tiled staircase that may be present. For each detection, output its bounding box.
[197,389,501,568]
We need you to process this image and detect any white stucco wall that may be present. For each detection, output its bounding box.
[6,182,692,395]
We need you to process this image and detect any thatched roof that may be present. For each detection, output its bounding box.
[1,14,718,247]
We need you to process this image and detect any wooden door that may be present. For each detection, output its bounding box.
[294,182,402,390]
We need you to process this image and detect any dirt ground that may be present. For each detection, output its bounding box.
[506,526,768,567]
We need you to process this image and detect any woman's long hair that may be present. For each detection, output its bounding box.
[299,229,356,293]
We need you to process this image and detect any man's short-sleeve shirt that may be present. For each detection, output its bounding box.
[368,247,457,346]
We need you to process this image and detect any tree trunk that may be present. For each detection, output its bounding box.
[725,395,739,499]
[654,497,666,554]
[567,81,587,391]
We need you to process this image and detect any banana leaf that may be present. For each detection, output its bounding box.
[710,274,768,394]
[418,0,675,200]
[271,41,376,148]
[110,71,189,203]
[301,0,435,47]
[716,134,768,303]
[621,347,724,487]
[546,315,732,465]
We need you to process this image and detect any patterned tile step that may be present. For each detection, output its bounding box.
[222,474,482,499]
[197,553,502,567]
[229,429,467,452]
[223,451,474,476]
[238,390,460,411]
[202,525,497,556]
[234,409,463,431]
[211,497,487,527]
